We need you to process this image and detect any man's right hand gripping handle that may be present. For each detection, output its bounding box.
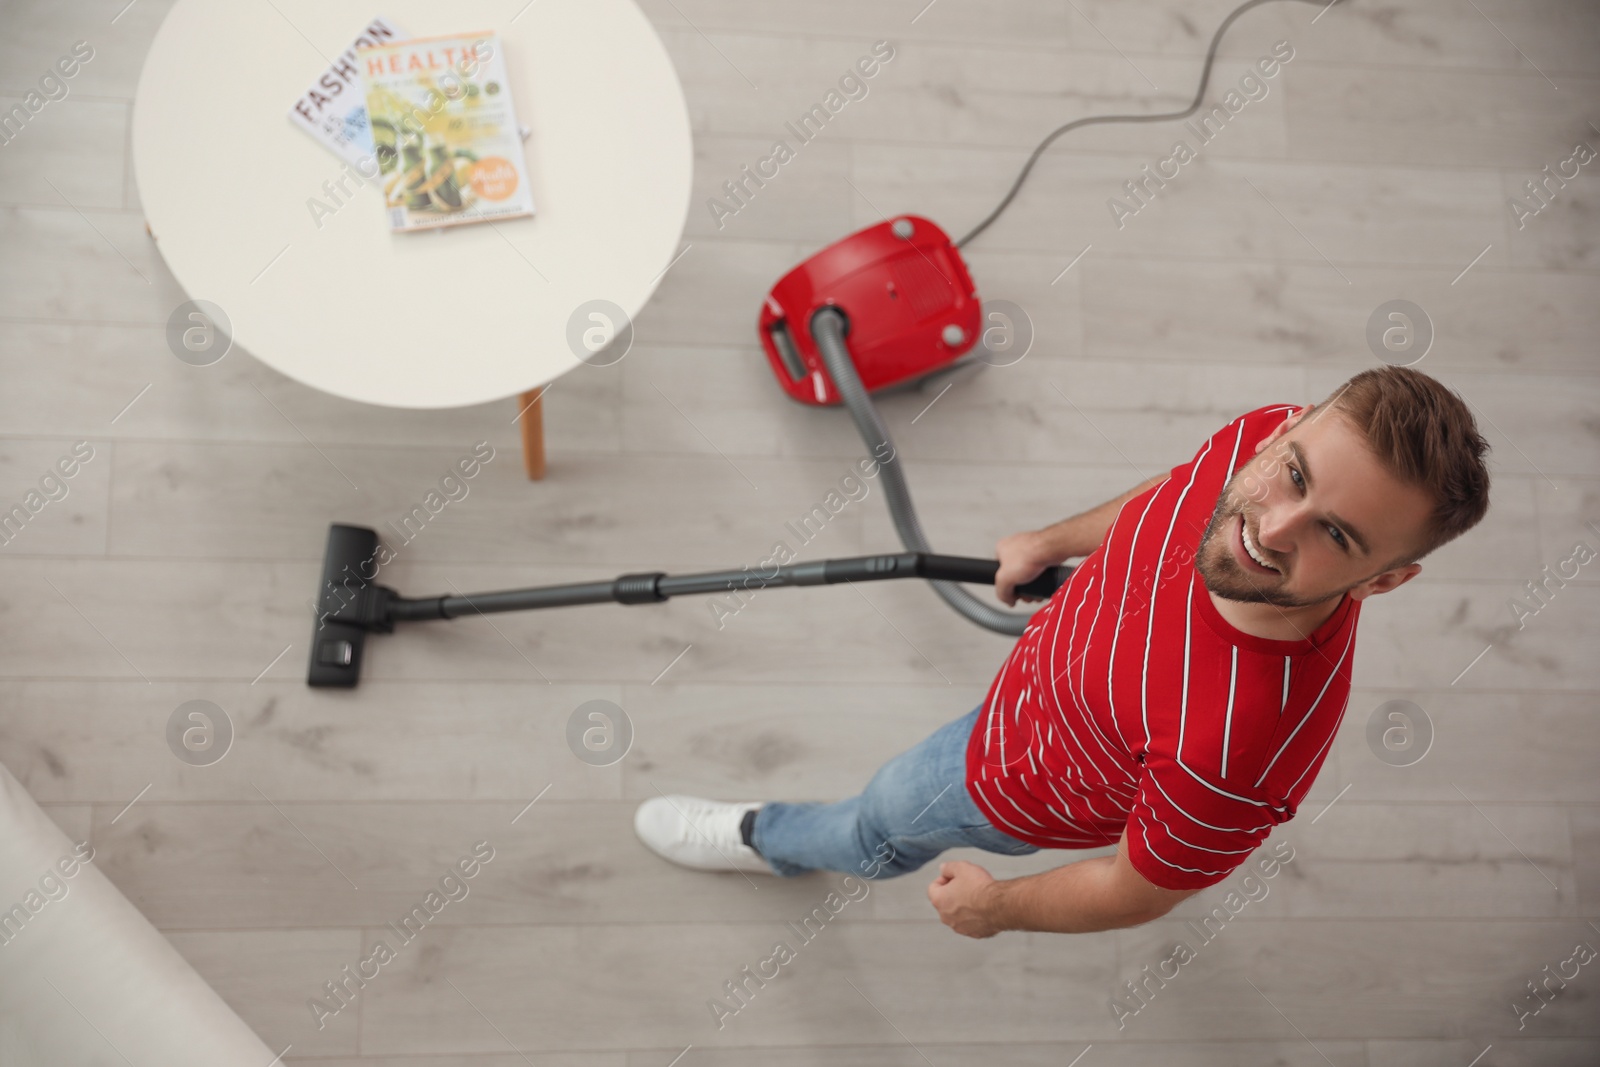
[993,474,1168,606]
[994,529,1070,607]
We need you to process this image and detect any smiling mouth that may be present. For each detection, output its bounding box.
[1238,513,1282,576]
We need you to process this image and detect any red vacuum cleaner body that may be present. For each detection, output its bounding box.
[758,216,981,406]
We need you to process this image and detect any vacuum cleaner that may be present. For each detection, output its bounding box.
[305,0,1314,687]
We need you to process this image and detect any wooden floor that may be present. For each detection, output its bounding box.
[2,0,1598,1062]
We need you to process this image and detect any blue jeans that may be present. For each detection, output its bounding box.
[750,706,1041,878]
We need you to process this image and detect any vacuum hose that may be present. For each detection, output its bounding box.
[812,307,1038,636]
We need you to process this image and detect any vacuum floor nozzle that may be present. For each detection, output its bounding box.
[306,523,386,688]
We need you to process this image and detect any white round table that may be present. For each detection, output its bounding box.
[132,0,691,429]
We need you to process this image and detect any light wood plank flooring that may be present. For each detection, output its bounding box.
[1,0,1596,1062]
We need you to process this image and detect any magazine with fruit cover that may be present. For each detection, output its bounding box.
[362,31,536,232]
[288,15,408,171]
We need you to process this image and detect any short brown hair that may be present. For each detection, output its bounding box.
[1318,367,1491,564]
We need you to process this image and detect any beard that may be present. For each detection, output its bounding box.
[1194,475,1354,610]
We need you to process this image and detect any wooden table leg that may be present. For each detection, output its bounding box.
[518,387,546,481]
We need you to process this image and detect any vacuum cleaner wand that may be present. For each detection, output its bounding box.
[306,523,1071,687]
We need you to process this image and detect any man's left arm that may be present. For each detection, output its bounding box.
[927,827,1203,937]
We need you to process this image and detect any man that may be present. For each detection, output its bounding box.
[634,366,1491,937]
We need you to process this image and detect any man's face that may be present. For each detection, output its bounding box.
[1195,406,1432,608]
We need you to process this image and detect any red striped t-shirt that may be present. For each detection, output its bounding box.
[965,405,1360,891]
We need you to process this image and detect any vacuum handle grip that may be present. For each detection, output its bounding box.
[913,553,1071,599]
[1015,566,1072,600]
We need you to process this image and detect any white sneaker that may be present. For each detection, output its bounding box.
[634,795,773,874]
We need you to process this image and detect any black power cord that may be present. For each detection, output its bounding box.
[955,0,1326,249]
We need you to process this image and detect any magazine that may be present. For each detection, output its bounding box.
[288,16,408,171]
[362,31,536,232]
